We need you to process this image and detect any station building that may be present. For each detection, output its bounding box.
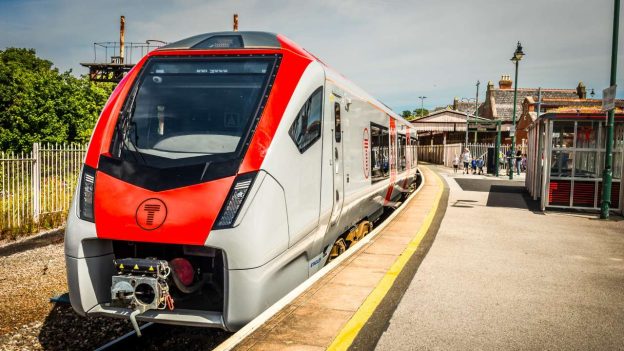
[419,76,590,146]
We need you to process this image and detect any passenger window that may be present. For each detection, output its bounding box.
[289,88,323,153]
[399,134,407,171]
[334,102,342,142]
[370,123,390,182]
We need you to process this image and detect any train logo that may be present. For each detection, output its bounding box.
[135,198,167,230]
[363,128,370,179]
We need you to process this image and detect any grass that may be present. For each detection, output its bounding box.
[0,174,77,241]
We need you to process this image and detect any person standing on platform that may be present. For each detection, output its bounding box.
[477,157,484,175]
[506,149,513,175]
[521,154,527,172]
[516,150,522,175]
[499,150,505,175]
[452,154,459,174]
[471,157,477,175]
[462,148,471,174]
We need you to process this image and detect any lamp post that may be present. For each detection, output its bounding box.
[509,41,525,180]
[601,0,619,219]
[465,111,469,148]
[418,96,427,117]
[460,97,475,150]
[474,81,480,143]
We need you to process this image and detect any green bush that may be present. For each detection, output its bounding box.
[0,48,115,152]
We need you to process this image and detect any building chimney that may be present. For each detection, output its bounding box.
[499,75,512,89]
[453,97,459,110]
[119,16,125,64]
[576,81,586,99]
[233,14,239,31]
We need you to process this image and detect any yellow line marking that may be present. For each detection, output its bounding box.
[327,167,444,351]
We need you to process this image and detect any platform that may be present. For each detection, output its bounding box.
[376,166,624,350]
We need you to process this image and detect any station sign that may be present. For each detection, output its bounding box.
[602,85,617,111]
[468,127,491,132]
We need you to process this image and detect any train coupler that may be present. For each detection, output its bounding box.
[110,258,174,336]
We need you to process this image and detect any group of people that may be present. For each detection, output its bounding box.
[500,150,527,176]
[452,148,527,176]
[452,149,484,175]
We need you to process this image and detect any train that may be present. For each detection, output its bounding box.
[65,31,419,334]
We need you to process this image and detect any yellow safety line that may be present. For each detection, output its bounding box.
[327,167,444,351]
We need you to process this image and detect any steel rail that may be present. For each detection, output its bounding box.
[93,323,155,351]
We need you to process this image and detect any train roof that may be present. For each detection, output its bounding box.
[156,31,407,125]
[158,31,281,50]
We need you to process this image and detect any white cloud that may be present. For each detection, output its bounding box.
[0,0,621,112]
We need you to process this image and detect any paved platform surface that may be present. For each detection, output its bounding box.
[376,166,624,350]
[227,166,446,351]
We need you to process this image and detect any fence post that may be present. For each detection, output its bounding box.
[32,142,40,223]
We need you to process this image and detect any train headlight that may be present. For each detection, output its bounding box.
[214,172,257,228]
[78,165,96,222]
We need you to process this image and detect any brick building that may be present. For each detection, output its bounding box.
[479,76,584,121]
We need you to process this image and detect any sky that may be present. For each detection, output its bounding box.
[0,0,622,113]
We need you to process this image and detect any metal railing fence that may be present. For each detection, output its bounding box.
[0,143,87,239]
[417,143,528,172]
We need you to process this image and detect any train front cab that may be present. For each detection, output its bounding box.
[65,32,322,331]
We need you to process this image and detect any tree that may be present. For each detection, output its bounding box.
[412,108,429,118]
[0,48,115,151]
[401,110,413,118]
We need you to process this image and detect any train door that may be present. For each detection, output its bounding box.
[329,97,345,227]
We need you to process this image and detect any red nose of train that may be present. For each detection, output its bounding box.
[79,32,313,246]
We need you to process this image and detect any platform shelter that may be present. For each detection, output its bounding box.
[525,111,624,213]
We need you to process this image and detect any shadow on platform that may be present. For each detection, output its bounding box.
[453,178,540,211]
[487,185,540,211]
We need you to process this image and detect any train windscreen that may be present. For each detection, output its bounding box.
[112,57,276,168]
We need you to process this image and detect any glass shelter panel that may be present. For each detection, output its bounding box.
[551,150,573,178]
[552,121,575,149]
[574,151,598,178]
[575,121,599,149]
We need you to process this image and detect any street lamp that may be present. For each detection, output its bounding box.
[460,97,475,149]
[509,41,525,180]
[418,96,427,117]
[474,80,480,143]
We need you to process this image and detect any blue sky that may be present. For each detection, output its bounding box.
[1,0,622,113]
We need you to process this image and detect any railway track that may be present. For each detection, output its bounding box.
[94,322,155,351]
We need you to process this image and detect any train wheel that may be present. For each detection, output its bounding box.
[327,238,347,263]
[359,221,372,237]
[345,228,361,248]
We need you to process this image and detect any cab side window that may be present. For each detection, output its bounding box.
[289,88,323,153]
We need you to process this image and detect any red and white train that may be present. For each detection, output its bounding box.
[65,31,418,333]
